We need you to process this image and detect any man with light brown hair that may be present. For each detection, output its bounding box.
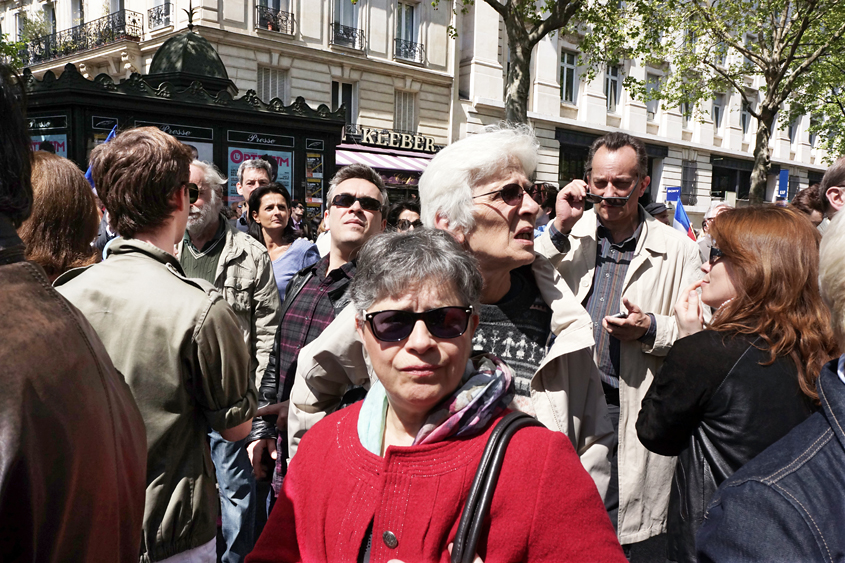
[56,126,256,563]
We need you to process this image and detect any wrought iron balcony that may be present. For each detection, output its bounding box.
[394,38,424,64]
[21,10,143,67]
[148,3,173,31]
[255,5,295,34]
[330,22,365,50]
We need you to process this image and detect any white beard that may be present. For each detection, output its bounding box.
[186,187,223,238]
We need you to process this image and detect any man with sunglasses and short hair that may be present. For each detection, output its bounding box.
[254,163,387,495]
[55,127,256,563]
[536,132,702,560]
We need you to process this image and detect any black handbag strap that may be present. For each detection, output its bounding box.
[451,411,545,563]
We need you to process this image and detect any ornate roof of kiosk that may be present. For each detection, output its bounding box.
[22,62,346,124]
[145,29,237,96]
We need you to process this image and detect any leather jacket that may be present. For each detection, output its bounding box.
[637,330,814,562]
[0,217,148,561]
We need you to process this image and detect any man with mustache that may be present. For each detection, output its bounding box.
[179,159,281,563]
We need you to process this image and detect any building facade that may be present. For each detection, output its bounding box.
[6,0,828,219]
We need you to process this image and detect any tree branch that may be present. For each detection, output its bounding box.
[480,0,508,19]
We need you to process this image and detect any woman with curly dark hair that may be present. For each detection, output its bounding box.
[636,205,838,563]
[18,151,99,281]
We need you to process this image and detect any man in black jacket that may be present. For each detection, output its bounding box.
[247,163,387,494]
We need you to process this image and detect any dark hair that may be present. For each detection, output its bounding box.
[291,199,304,210]
[18,152,98,280]
[328,163,388,215]
[258,154,279,182]
[0,64,33,227]
[247,183,296,246]
[709,206,838,401]
[819,158,845,214]
[790,184,824,217]
[386,199,421,228]
[90,126,192,238]
[587,132,648,179]
[38,140,56,154]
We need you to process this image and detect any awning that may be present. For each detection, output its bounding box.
[336,149,430,172]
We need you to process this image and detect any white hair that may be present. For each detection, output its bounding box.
[704,201,733,220]
[819,211,845,347]
[419,123,539,234]
[192,159,227,194]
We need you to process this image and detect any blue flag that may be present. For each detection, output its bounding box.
[85,125,118,192]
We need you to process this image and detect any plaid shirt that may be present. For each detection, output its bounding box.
[276,255,356,400]
[549,212,655,390]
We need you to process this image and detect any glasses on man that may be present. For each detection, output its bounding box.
[583,173,641,207]
[471,183,527,206]
[187,182,199,204]
[331,193,382,212]
[709,246,724,265]
[363,306,474,342]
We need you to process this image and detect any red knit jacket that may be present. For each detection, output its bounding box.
[248,404,625,563]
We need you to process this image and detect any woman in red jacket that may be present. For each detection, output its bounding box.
[248,228,624,563]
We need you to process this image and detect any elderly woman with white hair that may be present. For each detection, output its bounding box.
[249,229,625,562]
[285,124,614,498]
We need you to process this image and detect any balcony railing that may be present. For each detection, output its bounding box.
[330,22,365,50]
[255,5,295,34]
[21,10,143,67]
[394,38,424,64]
[148,3,173,31]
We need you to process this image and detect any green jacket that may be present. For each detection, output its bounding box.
[55,238,256,562]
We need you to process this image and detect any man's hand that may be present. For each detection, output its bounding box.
[674,280,705,339]
[256,400,289,431]
[246,438,277,480]
[603,298,651,341]
[553,179,588,234]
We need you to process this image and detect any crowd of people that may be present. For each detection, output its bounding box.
[4,59,845,563]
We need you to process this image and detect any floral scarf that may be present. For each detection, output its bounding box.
[358,353,515,455]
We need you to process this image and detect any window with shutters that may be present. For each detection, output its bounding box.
[681,160,698,206]
[646,74,659,121]
[712,93,725,131]
[332,81,356,126]
[394,90,417,133]
[605,65,620,112]
[257,67,289,104]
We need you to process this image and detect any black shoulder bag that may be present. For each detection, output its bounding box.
[450,411,545,563]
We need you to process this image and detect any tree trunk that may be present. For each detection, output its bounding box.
[749,109,775,203]
[504,38,533,124]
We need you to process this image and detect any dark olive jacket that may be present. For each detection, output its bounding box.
[637,330,814,563]
[0,217,147,561]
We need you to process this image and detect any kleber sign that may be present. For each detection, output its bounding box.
[359,127,437,153]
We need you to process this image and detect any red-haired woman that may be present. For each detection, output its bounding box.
[636,206,838,563]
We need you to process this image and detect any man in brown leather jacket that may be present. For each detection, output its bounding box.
[0,63,148,561]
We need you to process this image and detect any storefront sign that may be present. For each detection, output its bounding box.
[227,147,293,200]
[227,130,295,147]
[31,134,68,157]
[306,139,325,151]
[136,121,214,141]
[665,186,681,202]
[28,115,67,132]
[359,127,437,153]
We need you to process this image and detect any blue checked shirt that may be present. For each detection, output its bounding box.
[549,211,656,388]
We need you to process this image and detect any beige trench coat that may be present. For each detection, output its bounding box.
[535,209,703,544]
[287,253,615,499]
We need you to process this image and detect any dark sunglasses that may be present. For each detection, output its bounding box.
[331,193,382,212]
[583,174,640,207]
[472,183,527,205]
[364,306,473,342]
[187,182,199,204]
[709,246,724,265]
[395,219,423,231]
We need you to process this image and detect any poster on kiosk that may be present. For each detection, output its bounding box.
[227,147,293,201]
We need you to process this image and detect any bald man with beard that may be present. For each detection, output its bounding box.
[178,160,281,562]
